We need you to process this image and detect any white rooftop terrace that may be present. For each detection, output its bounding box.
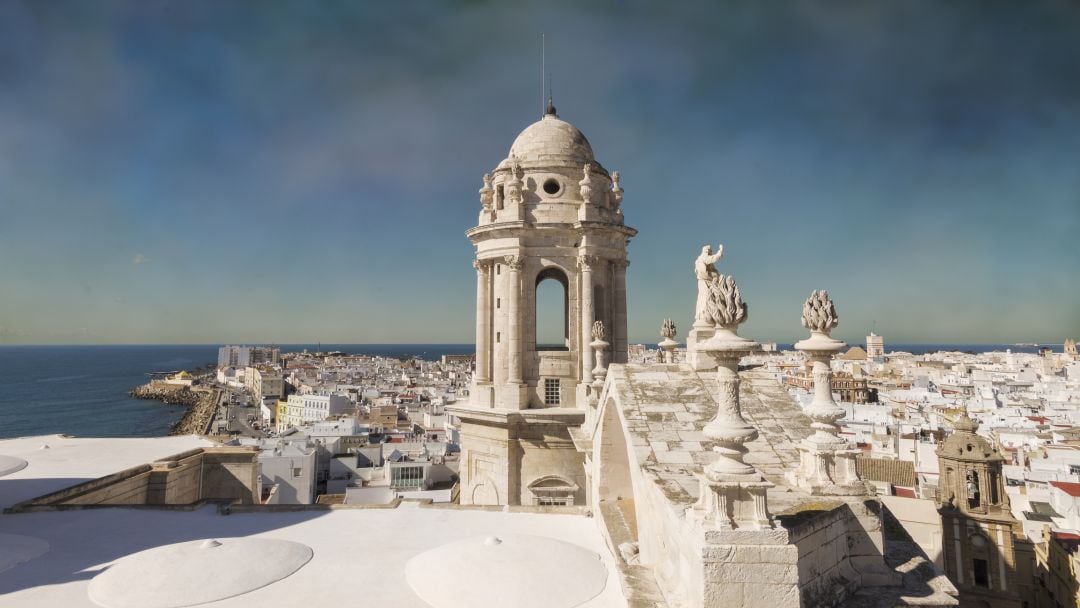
[0,434,215,511]
[0,435,624,608]
[0,503,623,608]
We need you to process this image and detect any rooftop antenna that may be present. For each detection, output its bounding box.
[540,33,545,117]
[548,72,554,114]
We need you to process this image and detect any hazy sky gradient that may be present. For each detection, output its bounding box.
[1,1,1078,345]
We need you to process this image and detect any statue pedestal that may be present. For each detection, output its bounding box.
[687,321,717,371]
[787,437,869,497]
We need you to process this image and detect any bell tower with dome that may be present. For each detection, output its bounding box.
[935,411,1033,608]
[450,100,636,506]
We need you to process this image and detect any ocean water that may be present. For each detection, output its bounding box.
[0,344,474,440]
[0,343,1052,440]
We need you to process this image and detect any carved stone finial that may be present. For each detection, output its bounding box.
[705,275,748,328]
[505,156,523,205]
[790,290,864,496]
[579,163,593,205]
[591,320,605,342]
[801,290,838,335]
[661,318,677,340]
[658,318,678,364]
[479,173,493,210]
[590,320,611,391]
[610,170,623,209]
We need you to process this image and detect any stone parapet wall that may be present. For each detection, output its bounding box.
[6,447,258,512]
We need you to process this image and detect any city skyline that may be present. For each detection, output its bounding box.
[2,1,1078,345]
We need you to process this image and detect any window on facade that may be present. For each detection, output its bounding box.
[292,468,302,478]
[390,465,424,489]
[989,472,1000,504]
[973,558,990,588]
[538,495,572,506]
[497,298,501,309]
[496,185,504,210]
[544,378,561,405]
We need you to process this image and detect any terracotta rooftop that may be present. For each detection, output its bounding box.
[1049,480,1080,497]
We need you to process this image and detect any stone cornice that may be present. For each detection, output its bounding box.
[466,221,637,242]
[446,405,587,427]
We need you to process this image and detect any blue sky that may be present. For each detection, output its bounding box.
[1,1,1077,345]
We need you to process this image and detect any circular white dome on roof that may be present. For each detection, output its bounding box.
[87,537,312,608]
[405,534,608,608]
[0,455,27,477]
[508,114,595,165]
[0,533,49,574]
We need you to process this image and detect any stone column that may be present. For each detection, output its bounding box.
[612,259,628,363]
[579,255,596,385]
[505,256,523,385]
[474,260,491,383]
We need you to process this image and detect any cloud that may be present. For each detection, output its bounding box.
[132,252,145,265]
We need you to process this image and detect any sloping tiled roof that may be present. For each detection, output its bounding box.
[856,456,917,487]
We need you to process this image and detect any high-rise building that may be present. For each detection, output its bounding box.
[217,345,280,369]
[450,101,635,506]
[866,332,885,359]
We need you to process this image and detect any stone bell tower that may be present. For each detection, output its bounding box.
[935,412,1033,608]
[450,100,636,506]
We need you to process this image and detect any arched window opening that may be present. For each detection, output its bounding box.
[535,268,569,351]
[966,471,981,509]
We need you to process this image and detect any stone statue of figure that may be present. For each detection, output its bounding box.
[694,244,724,323]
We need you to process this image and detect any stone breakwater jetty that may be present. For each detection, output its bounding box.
[129,381,219,435]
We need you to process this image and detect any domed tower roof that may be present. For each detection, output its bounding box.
[938,412,1002,462]
[505,105,595,167]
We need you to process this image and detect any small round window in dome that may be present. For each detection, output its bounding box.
[542,179,561,195]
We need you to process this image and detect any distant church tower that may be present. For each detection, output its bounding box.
[451,101,635,506]
[936,412,1033,608]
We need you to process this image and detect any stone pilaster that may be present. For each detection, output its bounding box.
[612,259,629,363]
[579,255,596,386]
[505,255,523,384]
[503,255,527,409]
[474,260,491,384]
